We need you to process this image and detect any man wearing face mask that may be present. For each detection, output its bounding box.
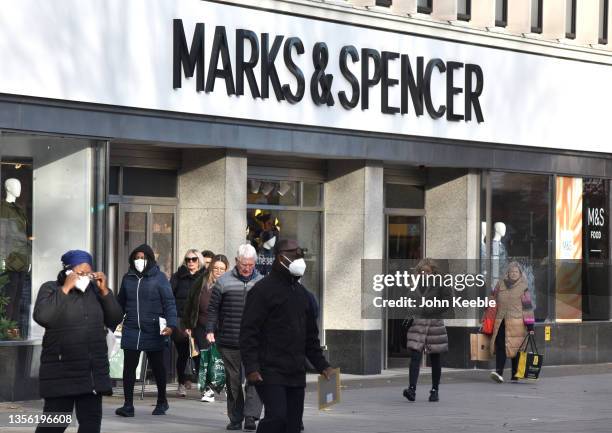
[240,239,333,433]
[116,244,177,417]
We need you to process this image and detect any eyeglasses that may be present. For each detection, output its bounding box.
[185,257,199,263]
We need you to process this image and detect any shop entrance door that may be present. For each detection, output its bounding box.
[111,204,176,288]
[384,214,424,368]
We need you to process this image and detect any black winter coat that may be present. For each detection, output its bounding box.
[33,281,123,398]
[170,265,204,318]
[240,264,329,387]
[206,267,262,349]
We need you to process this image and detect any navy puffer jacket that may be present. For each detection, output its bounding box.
[118,244,178,352]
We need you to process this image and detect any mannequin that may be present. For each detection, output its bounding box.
[0,178,29,333]
[491,222,508,284]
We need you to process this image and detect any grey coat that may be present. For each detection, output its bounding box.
[406,284,450,354]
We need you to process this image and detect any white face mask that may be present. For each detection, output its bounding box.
[282,255,307,277]
[75,276,90,292]
[134,258,147,273]
[263,236,277,250]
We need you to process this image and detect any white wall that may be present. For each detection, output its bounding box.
[0,0,611,154]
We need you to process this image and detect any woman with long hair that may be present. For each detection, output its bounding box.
[183,254,230,402]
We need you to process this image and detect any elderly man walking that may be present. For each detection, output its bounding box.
[207,244,263,431]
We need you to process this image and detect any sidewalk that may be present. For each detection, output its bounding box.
[2,363,611,432]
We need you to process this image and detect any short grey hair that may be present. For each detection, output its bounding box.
[236,243,257,261]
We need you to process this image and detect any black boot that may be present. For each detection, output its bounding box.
[403,386,416,401]
[152,400,169,415]
[428,388,439,402]
[115,404,134,417]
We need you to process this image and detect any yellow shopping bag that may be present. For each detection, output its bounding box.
[515,334,543,380]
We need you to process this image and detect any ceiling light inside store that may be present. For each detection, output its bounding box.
[278,181,293,196]
[261,182,275,196]
[249,179,261,194]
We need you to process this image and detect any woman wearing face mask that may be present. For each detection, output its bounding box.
[488,261,535,383]
[115,244,177,417]
[403,258,450,403]
[183,254,230,402]
[170,249,206,397]
[33,250,123,433]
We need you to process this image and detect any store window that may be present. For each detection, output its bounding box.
[0,134,95,341]
[457,0,471,21]
[566,0,577,39]
[246,178,323,306]
[482,172,552,322]
[495,0,508,27]
[417,0,432,14]
[531,0,543,34]
[582,178,609,321]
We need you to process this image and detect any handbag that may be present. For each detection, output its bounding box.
[481,304,497,335]
[515,333,543,380]
[401,316,414,331]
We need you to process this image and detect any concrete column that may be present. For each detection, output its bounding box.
[324,160,384,375]
[177,148,247,260]
[391,0,417,15]
[543,0,566,39]
[470,0,495,28]
[348,0,376,7]
[605,0,612,50]
[432,0,457,21]
[506,0,532,34]
[576,0,600,45]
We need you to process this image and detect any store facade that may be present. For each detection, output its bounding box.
[1,0,612,400]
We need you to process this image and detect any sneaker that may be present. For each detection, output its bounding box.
[115,405,134,417]
[226,422,242,430]
[402,387,416,401]
[428,389,439,402]
[177,384,187,397]
[510,376,519,383]
[243,417,257,431]
[152,401,169,415]
[201,389,215,403]
[490,371,504,383]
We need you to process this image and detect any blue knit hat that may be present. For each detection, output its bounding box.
[61,250,93,268]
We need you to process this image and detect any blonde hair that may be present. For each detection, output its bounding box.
[184,249,205,270]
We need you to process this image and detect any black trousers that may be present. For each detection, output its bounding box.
[173,336,191,385]
[495,320,518,377]
[219,346,263,423]
[255,384,305,433]
[35,393,102,433]
[409,349,441,389]
[122,349,166,405]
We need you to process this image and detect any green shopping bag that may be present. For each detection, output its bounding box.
[207,343,226,393]
[198,347,211,392]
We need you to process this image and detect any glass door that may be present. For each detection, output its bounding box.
[385,214,424,365]
[116,204,175,284]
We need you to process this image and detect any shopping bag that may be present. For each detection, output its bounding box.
[198,347,211,392]
[516,334,543,380]
[207,343,226,393]
[481,305,497,335]
[470,333,491,361]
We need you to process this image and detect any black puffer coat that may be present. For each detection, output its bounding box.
[34,281,123,398]
[170,265,205,318]
[206,267,262,349]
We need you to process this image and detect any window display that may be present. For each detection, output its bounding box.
[0,134,95,341]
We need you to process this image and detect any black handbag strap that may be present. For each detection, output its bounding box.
[519,333,539,354]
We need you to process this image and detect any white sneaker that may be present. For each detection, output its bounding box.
[489,371,504,383]
[200,389,215,402]
[177,384,187,397]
